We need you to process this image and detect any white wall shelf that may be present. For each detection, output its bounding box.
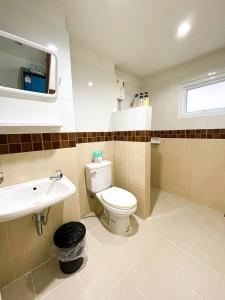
[112,106,152,131]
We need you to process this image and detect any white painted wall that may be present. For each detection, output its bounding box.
[70,39,117,132]
[144,49,225,130]
[0,0,74,133]
[112,106,152,131]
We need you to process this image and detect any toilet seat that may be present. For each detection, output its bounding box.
[100,187,137,210]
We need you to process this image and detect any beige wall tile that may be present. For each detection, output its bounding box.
[50,203,81,232]
[151,139,225,213]
[6,214,53,279]
[1,273,35,300]
[0,151,44,187]
[114,141,151,220]
[0,223,15,288]
[0,139,152,289]
[145,143,151,218]
[0,147,81,288]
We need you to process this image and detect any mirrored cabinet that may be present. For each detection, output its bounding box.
[0,30,58,101]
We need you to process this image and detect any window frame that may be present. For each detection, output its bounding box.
[179,72,225,118]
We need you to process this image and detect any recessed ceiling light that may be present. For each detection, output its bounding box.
[177,22,191,38]
[88,81,93,87]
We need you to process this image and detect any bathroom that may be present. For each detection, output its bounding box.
[0,0,225,299]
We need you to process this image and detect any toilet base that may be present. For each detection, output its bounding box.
[100,208,132,236]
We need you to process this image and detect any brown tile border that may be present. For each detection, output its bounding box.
[150,129,225,139]
[0,129,225,155]
[0,132,77,155]
[113,131,149,142]
[76,132,112,144]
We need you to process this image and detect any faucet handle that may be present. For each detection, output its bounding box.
[50,170,63,181]
[0,171,4,184]
[56,170,63,178]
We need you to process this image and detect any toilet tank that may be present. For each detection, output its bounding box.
[85,160,112,193]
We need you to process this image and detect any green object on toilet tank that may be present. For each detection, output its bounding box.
[92,151,103,158]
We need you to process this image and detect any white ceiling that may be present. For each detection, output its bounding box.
[61,0,225,77]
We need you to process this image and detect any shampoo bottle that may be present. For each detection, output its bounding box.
[144,92,150,106]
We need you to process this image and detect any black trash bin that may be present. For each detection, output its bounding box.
[53,222,86,274]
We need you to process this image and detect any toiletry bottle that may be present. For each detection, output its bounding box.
[139,93,144,106]
[144,92,149,106]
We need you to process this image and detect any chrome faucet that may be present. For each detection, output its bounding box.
[50,170,63,181]
[0,172,3,185]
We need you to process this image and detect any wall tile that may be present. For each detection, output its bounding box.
[113,141,151,219]
[151,139,225,213]
[0,147,81,288]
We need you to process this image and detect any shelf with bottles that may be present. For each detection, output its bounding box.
[131,91,150,108]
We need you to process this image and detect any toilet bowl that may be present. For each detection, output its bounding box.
[85,161,137,236]
[96,187,137,235]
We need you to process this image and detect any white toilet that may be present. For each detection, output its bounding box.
[85,160,137,236]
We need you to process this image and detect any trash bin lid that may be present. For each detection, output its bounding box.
[53,222,86,248]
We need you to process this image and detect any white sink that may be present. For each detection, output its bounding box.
[0,176,76,222]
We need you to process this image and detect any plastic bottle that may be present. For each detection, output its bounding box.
[144,92,150,106]
[139,93,144,106]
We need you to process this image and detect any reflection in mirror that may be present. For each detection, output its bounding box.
[0,35,56,95]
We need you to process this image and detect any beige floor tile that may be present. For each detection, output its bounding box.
[43,276,90,300]
[203,208,225,236]
[101,238,141,274]
[104,230,185,300]
[1,273,35,300]
[150,188,188,217]
[85,231,103,261]
[121,256,179,300]
[81,216,101,231]
[32,258,72,299]
[88,223,118,247]
[146,205,202,251]
[165,279,202,300]
[3,188,225,300]
[79,249,125,300]
[106,277,146,300]
[191,227,225,275]
[178,256,225,300]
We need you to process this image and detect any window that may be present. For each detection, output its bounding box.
[180,73,225,117]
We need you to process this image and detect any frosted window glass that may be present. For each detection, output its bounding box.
[187,80,225,112]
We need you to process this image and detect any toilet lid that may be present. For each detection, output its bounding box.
[101,187,137,210]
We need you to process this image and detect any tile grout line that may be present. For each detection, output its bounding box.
[147,201,190,221]
[135,287,148,300]
[77,274,93,300]
[175,227,203,279]
[105,255,143,296]
[30,272,37,300]
[1,271,32,291]
[141,220,186,253]
[188,254,225,279]
[38,274,79,300]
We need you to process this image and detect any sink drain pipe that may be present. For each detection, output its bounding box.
[33,207,51,236]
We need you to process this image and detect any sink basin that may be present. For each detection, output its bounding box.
[0,176,76,222]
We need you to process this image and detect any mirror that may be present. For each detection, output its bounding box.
[0,30,58,99]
